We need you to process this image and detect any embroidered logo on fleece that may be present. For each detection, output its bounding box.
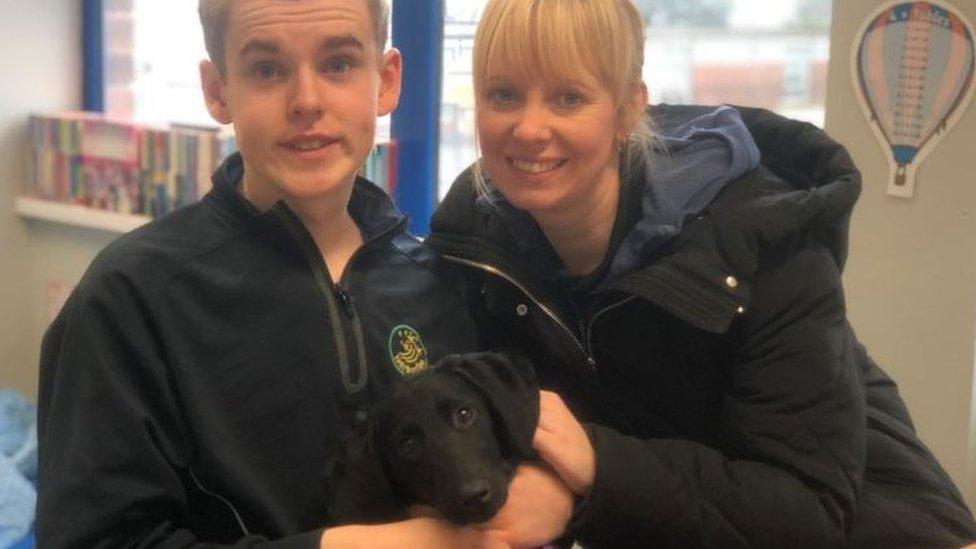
[389,324,429,375]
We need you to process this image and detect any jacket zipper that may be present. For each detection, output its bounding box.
[333,219,407,392]
[275,210,407,394]
[585,295,637,359]
[308,266,367,394]
[442,255,597,369]
[333,287,368,392]
[189,468,250,536]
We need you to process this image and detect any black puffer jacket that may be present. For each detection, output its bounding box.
[428,105,976,548]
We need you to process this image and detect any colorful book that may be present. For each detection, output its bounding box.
[28,112,398,219]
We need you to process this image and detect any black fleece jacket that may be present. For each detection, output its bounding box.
[428,105,976,548]
[36,153,482,548]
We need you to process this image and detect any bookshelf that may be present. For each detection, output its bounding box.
[20,111,397,236]
[15,196,151,234]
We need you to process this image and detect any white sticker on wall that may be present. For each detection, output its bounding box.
[851,1,975,198]
[46,280,74,323]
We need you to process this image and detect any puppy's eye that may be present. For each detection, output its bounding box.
[397,435,422,461]
[453,405,477,429]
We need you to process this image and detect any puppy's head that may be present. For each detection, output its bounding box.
[373,352,538,524]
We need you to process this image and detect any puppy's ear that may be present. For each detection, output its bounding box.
[324,421,403,525]
[440,352,539,460]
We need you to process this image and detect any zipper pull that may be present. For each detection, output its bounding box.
[336,288,355,318]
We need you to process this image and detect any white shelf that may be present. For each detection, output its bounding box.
[15,196,152,234]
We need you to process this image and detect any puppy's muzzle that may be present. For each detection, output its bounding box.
[449,478,502,523]
[459,479,492,509]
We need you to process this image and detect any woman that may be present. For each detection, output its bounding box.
[428,0,976,547]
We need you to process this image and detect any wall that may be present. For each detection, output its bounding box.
[826,1,976,507]
[0,1,89,397]
[24,222,118,396]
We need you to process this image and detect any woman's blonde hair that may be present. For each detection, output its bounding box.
[471,0,654,196]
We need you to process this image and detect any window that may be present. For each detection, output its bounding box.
[94,0,833,220]
[440,1,484,200]
[103,0,391,140]
[106,0,212,126]
[640,0,831,125]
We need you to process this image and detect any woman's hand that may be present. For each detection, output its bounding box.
[479,463,575,549]
[533,390,596,496]
[320,517,510,549]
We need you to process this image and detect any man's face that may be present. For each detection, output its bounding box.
[202,0,400,209]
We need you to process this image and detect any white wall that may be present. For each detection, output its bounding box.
[23,222,118,395]
[0,1,89,397]
[826,1,976,507]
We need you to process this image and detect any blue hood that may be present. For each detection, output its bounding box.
[609,105,760,278]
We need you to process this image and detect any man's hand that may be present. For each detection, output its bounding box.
[321,517,510,549]
[479,463,574,549]
[533,390,595,496]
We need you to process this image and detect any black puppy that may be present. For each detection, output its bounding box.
[325,352,539,525]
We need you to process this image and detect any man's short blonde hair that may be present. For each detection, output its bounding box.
[198,0,390,76]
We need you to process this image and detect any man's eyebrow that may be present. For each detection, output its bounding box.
[319,35,364,51]
[239,39,279,58]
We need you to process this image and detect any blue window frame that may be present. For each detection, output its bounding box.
[391,0,443,236]
[82,0,105,112]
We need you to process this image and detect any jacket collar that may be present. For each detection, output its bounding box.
[204,152,407,243]
[428,105,862,334]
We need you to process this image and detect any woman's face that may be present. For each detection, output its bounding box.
[476,68,624,216]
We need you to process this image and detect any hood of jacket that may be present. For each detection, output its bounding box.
[428,105,862,334]
[609,104,760,279]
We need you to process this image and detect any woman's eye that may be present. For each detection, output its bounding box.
[454,405,476,428]
[488,88,516,105]
[558,92,583,107]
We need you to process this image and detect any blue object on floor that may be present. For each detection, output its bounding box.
[0,390,36,549]
[7,530,34,549]
[0,389,36,482]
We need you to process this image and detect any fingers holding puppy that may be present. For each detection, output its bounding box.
[532,390,596,497]
[321,518,511,549]
[480,464,574,548]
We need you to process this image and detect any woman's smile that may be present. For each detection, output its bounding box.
[507,157,567,175]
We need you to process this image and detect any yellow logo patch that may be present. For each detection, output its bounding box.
[389,324,429,376]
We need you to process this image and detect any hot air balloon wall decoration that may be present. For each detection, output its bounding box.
[851,0,976,198]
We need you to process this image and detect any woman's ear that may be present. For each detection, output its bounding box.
[200,60,233,125]
[619,81,649,142]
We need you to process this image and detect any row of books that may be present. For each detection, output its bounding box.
[27,112,236,218]
[26,112,398,220]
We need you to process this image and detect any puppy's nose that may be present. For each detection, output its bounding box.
[458,479,492,509]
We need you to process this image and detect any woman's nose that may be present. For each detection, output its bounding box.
[288,66,324,120]
[511,101,552,143]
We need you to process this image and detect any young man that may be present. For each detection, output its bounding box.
[36,1,497,546]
